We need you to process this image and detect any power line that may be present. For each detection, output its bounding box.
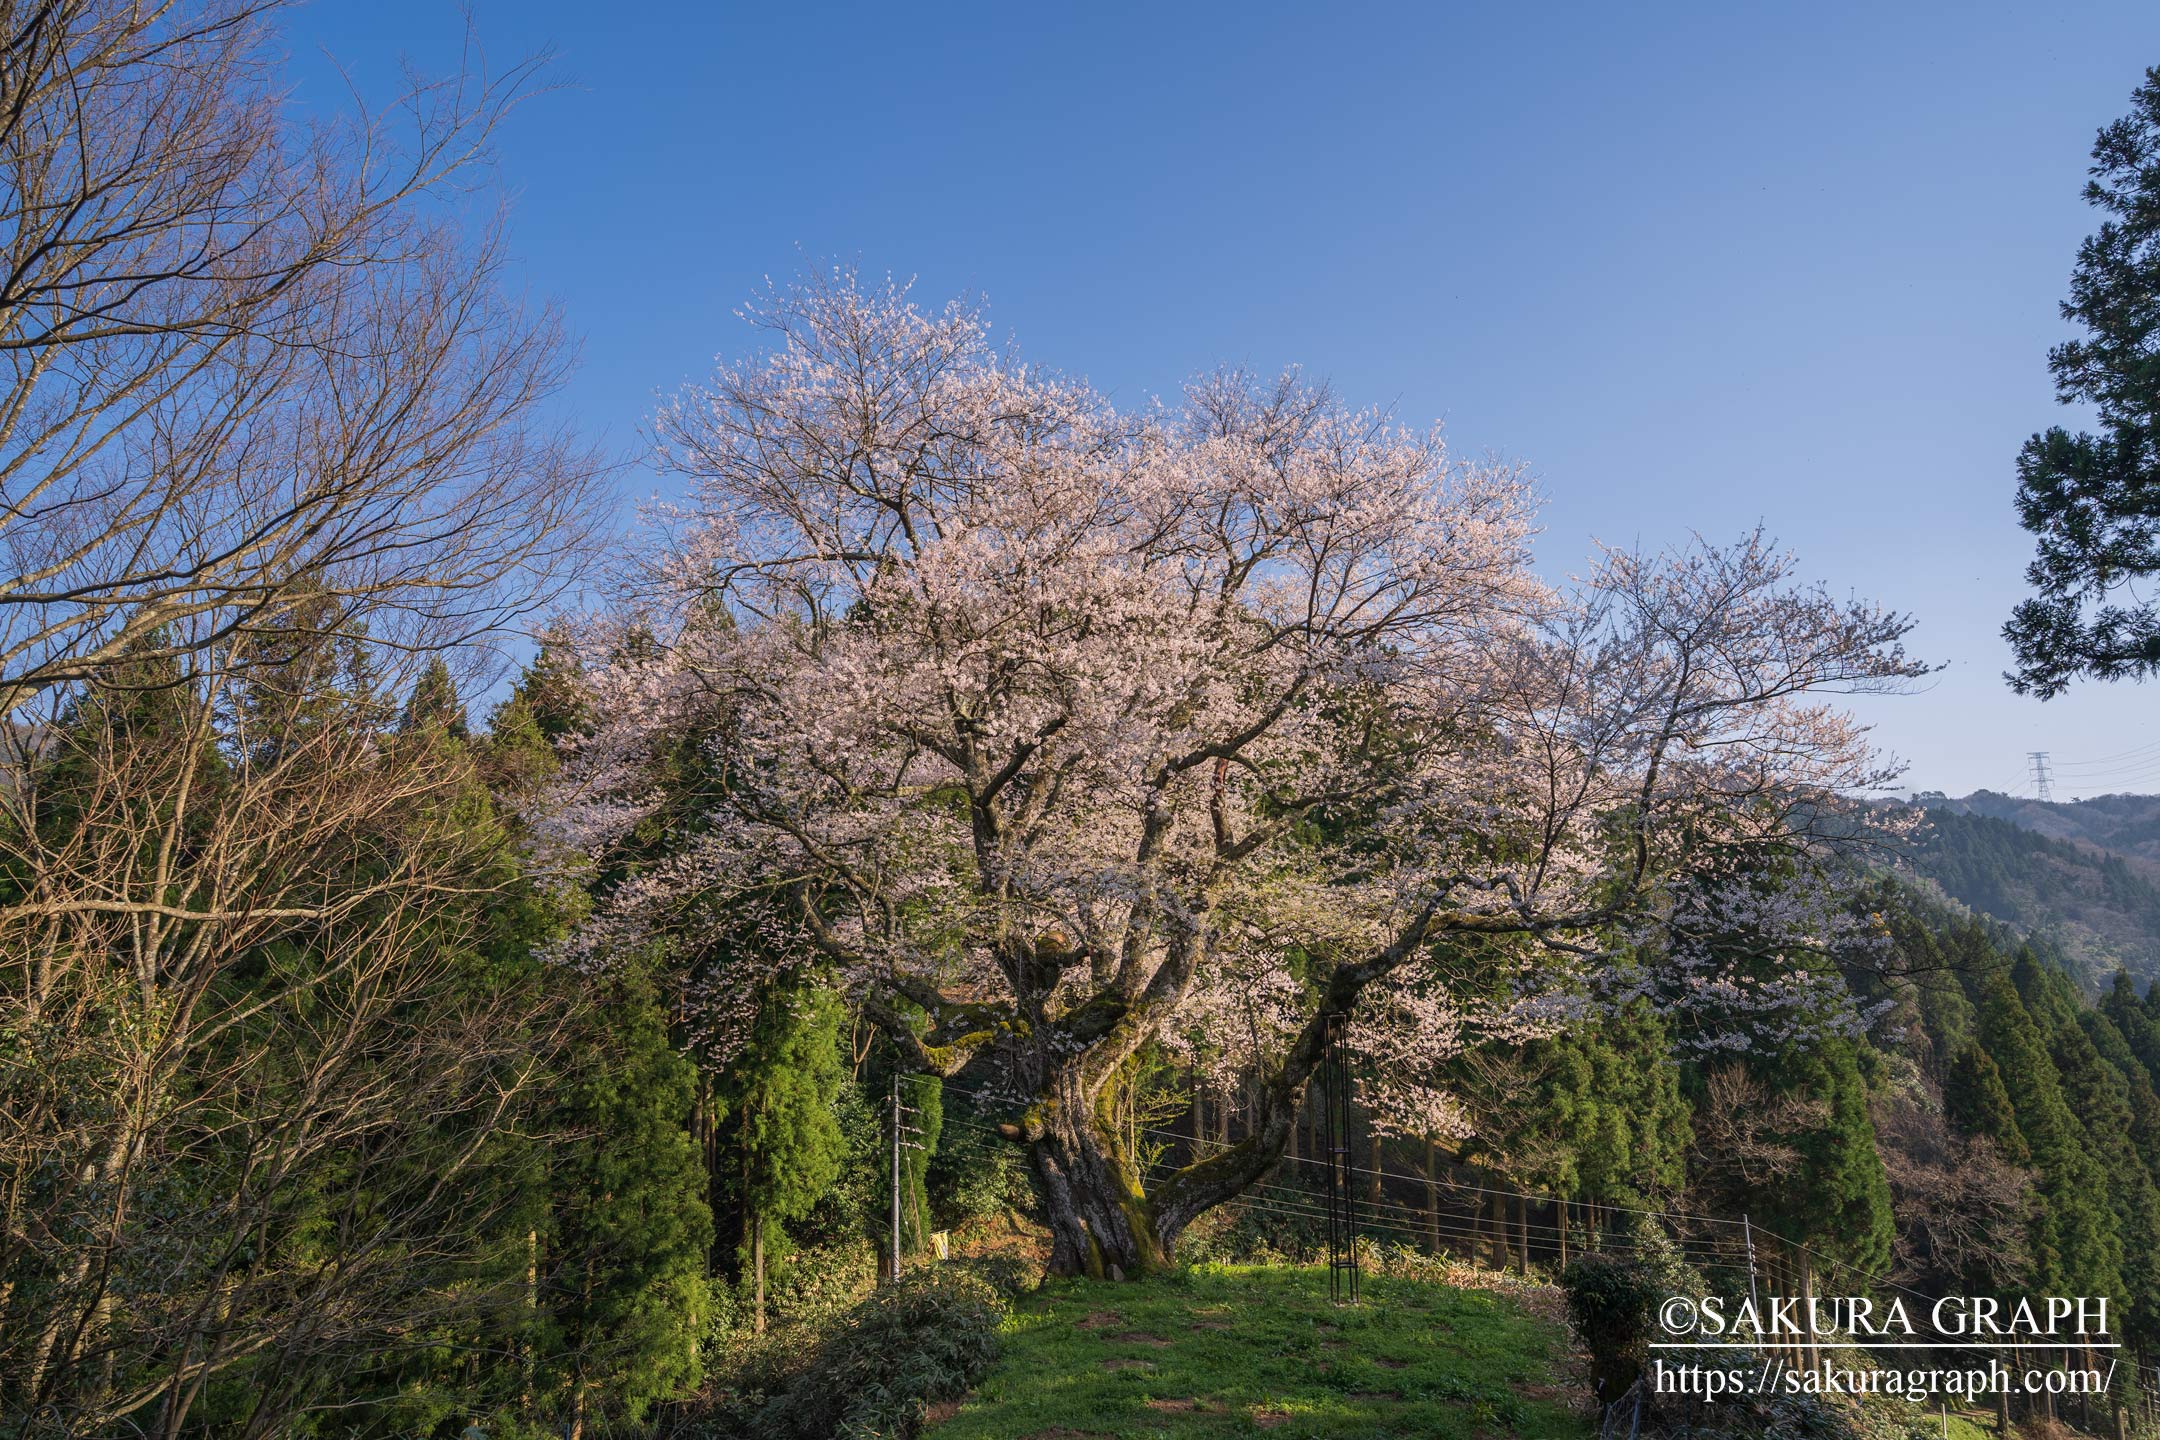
[934,1080,1957,1324]
[2049,737,2160,772]
[938,1118,1741,1270]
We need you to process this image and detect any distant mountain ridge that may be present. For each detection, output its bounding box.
[1900,790,2160,989]
[1921,789,2160,869]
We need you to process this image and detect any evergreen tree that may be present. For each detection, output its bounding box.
[2103,972,2160,1087]
[1944,1040,2030,1164]
[400,654,470,737]
[2005,65,2160,695]
[2055,996,2160,1353]
[476,649,716,1435]
[2035,995,2160,1352]
[720,978,848,1332]
[1884,901,1978,1067]
[522,619,595,742]
[537,968,713,1434]
[1977,965,2122,1301]
[13,640,227,875]
[1511,1000,1690,1207]
[1758,1034,1896,1279]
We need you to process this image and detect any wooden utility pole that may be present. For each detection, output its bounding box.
[1742,1215,1760,1322]
[889,1071,924,1282]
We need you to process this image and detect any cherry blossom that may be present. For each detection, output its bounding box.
[542,269,1927,1276]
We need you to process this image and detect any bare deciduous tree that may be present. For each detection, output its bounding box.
[1691,1064,1828,1191]
[0,620,589,1433]
[0,3,605,1430]
[0,0,601,719]
[1872,1088,2034,1294]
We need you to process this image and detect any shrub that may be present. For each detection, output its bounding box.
[1560,1251,1663,1405]
[764,1240,880,1329]
[944,1251,1036,1302]
[927,1105,1034,1230]
[692,1266,1010,1440]
[1176,1194,1327,1265]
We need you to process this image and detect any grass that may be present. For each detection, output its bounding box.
[924,1262,1594,1439]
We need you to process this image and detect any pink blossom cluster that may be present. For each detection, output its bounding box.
[537,270,1927,1131]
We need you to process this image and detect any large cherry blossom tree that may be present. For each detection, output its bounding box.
[546,271,1923,1277]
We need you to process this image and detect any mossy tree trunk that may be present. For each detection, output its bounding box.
[1019,1012,1326,1276]
[932,921,1447,1277]
[1029,1107,1168,1278]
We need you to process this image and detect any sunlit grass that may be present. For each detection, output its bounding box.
[927,1262,1593,1439]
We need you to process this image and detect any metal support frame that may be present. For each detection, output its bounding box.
[1321,1011,1360,1306]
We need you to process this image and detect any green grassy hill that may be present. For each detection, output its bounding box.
[924,1264,1593,1440]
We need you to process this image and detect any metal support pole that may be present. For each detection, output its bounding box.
[1322,1012,1359,1306]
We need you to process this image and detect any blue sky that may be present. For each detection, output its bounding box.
[290,2,2160,798]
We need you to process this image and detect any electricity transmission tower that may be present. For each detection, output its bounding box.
[2028,751,2055,802]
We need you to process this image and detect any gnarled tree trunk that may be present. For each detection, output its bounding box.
[1020,1057,1179,1276]
[1030,1124,1166,1278]
[1020,1038,1320,1275]
[985,936,1429,1277]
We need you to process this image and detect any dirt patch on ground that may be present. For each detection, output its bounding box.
[1143,1398,1219,1414]
[1074,1310,1123,1331]
[922,1398,965,1427]
[1110,1330,1172,1346]
[1251,1409,1291,1429]
[1101,1357,1156,1372]
[1349,1389,1403,1402]
[1184,1302,1235,1331]
[1375,1356,1408,1370]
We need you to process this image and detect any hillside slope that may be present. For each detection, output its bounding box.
[1929,790,2160,867]
[1901,798,2160,987]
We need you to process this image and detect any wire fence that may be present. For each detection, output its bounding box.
[918,1073,2153,1430]
[927,1076,2126,1360]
